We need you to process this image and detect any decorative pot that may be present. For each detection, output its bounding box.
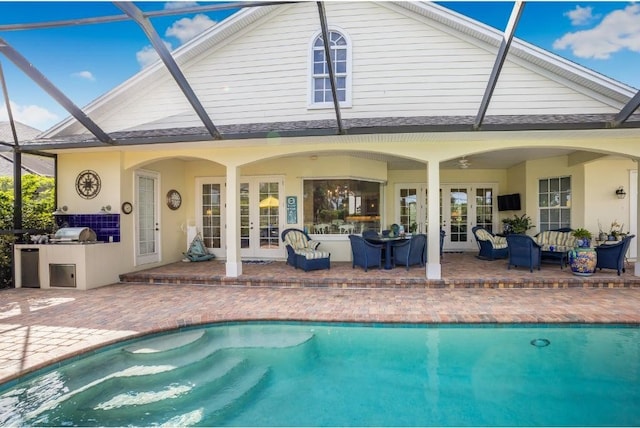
[568,247,597,276]
[576,238,591,248]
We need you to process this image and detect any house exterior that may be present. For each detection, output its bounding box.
[18,2,640,281]
[0,121,54,177]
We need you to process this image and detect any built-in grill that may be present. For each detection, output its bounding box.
[50,227,98,244]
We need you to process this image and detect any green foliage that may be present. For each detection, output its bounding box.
[571,228,592,239]
[501,213,535,234]
[0,175,55,288]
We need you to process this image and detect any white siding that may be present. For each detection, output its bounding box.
[78,2,619,134]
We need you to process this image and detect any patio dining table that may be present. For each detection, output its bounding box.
[364,235,409,269]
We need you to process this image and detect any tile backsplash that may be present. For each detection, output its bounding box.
[55,214,120,243]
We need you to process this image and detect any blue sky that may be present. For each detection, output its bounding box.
[0,1,638,131]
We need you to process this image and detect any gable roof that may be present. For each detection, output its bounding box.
[0,120,42,144]
[0,152,54,177]
[32,1,639,149]
[0,121,53,176]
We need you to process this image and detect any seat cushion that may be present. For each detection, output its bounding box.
[295,248,331,260]
[475,229,507,248]
[492,238,508,249]
[285,231,310,250]
[535,231,576,248]
[539,244,572,253]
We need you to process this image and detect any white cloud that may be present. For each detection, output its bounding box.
[136,41,174,69]
[165,14,216,44]
[0,101,58,131]
[564,5,600,26]
[71,71,96,82]
[164,1,199,10]
[553,4,640,59]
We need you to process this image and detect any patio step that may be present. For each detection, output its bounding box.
[119,255,640,289]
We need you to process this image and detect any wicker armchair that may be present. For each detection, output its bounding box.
[595,234,635,275]
[472,226,508,260]
[281,228,330,271]
[349,234,383,271]
[392,234,426,270]
[506,234,542,272]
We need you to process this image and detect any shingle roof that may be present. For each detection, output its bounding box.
[0,121,42,144]
[17,112,640,150]
[0,153,54,177]
[0,122,53,176]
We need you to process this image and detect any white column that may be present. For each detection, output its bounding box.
[225,164,242,277]
[426,160,442,279]
[634,161,640,276]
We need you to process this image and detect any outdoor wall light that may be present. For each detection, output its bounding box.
[53,205,68,215]
[615,186,627,199]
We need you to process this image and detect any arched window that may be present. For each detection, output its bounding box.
[311,30,350,105]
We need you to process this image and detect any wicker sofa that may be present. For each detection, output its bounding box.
[534,228,576,252]
[534,228,576,268]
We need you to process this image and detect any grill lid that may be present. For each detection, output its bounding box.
[53,227,97,242]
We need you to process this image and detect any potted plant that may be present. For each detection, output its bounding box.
[501,214,534,235]
[569,228,597,276]
[571,228,592,248]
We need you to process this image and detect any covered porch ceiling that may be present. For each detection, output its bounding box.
[280,147,615,170]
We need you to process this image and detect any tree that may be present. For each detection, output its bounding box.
[0,175,55,288]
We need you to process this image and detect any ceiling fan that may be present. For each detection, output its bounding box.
[457,157,471,169]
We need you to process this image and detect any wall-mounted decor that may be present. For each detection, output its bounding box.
[121,202,133,215]
[286,196,297,224]
[166,189,182,210]
[75,170,101,199]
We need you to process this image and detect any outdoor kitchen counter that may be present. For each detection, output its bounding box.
[14,243,123,290]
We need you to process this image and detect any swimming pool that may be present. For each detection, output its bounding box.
[0,323,638,426]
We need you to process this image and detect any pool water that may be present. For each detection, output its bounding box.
[0,323,638,426]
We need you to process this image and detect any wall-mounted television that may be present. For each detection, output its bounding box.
[497,193,521,211]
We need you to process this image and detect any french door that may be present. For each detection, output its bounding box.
[240,177,283,259]
[442,185,471,251]
[197,176,283,259]
[396,183,497,252]
[135,170,160,265]
[442,184,497,251]
[197,178,226,259]
[395,184,430,234]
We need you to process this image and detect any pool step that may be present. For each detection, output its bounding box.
[52,329,314,408]
[92,355,247,410]
[124,329,206,354]
[176,365,270,426]
[81,364,270,427]
[206,329,314,351]
[124,329,314,358]
[21,328,314,425]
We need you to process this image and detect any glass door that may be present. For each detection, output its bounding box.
[135,170,160,265]
[197,179,226,259]
[443,186,470,251]
[475,186,496,233]
[241,177,283,259]
[396,184,428,234]
[197,176,283,259]
[441,184,498,251]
